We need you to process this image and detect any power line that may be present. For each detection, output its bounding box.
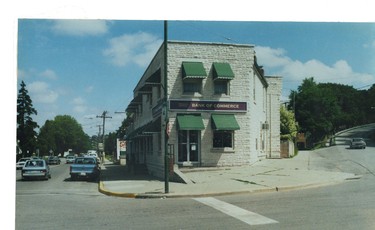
[176,21,240,44]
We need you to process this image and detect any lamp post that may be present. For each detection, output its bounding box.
[163,20,169,194]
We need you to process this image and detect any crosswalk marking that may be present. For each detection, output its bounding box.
[193,197,278,226]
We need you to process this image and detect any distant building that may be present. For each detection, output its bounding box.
[125,41,282,179]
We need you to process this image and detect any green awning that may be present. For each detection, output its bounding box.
[177,114,205,130]
[211,114,240,130]
[182,62,207,79]
[213,62,235,80]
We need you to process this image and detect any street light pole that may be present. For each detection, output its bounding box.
[164,20,169,194]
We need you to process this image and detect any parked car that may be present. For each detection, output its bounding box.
[48,156,61,165]
[349,138,366,149]
[16,157,31,170]
[21,159,51,180]
[70,156,100,181]
[66,155,76,164]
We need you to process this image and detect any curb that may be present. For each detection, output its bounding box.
[98,178,353,199]
[98,181,137,198]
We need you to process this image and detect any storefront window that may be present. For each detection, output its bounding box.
[213,130,233,148]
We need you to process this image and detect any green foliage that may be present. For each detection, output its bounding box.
[280,106,298,141]
[17,81,39,157]
[116,113,134,138]
[289,77,374,146]
[37,115,90,155]
[104,132,118,157]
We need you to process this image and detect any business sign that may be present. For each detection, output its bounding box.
[116,139,127,160]
[98,143,104,151]
[169,100,247,112]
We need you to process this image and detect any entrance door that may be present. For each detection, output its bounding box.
[178,130,199,163]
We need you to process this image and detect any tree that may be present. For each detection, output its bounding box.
[290,77,340,145]
[37,120,57,156]
[363,84,375,124]
[289,78,374,147]
[104,132,118,158]
[319,83,365,129]
[38,115,90,155]
[17,81,39,158]
[280,106,298,141]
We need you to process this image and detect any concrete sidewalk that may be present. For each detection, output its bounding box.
[98,151,357,198]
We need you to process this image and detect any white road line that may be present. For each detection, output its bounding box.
[193,197,278,226]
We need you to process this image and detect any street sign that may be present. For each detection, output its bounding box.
[98,143,104,151]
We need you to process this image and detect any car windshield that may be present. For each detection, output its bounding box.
[25,160,44,167]
[75,158,95,164]
[353,138,363,142]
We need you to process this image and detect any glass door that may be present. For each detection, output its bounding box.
[178,130,200,163]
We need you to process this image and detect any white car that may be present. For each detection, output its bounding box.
[350,138,366,149]
[88,153,98,158]
[66,156,76,164]
[16,157,31,170]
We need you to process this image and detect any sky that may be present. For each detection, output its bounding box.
[16,19,375,137]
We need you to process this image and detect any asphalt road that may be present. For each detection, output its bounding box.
[14,125,375,229]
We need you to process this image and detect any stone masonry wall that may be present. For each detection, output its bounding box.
[265,76,282,158]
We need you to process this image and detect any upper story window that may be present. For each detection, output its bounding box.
[212,62,234,95]
[183,79,203,93]
[214,80,229,95]
[182,62,207,95]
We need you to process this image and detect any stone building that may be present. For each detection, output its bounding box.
[125,41,282,179]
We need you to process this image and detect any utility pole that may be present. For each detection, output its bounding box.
[96,125,102,153]
[97,111,112,160]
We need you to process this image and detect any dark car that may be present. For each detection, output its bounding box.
[22,159,51,180]
[350,138,366,149]
[48,156,61,165]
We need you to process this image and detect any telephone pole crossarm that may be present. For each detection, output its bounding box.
[96,111,112,154]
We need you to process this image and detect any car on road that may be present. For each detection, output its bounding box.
[48,156,61,165]
[70,156,100,181]
[349,138,366,149]
[66,155,76,164]
[16,157,31,170]
[21,159,51,180]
